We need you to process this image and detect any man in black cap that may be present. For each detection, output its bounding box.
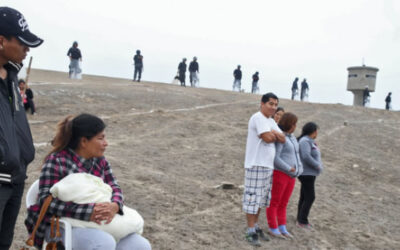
[363,86,370,107]
[0,6,42,249]
[133,49,143,82]
[300,78,309,101]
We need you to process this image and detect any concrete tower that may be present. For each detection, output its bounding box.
[347,65,379,106]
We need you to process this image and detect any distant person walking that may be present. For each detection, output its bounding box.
[233,65,242,92]
[267,112,303,238]
[243,93,285,247]
[363,86,370,107]
[0,6,42,248]
[67,41,82,79]
[252,72,259,94]
[300,79,309,101]
[178,58,187,87]
[297,122,323,229]
[133,49,143,82]
[385,92,391,110]
[291,77,299,100]
[189,56,199,87]
[19,79,36,115]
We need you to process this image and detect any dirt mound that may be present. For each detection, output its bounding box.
[12,69,400,249]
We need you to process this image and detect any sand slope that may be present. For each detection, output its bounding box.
[11,69,400,250]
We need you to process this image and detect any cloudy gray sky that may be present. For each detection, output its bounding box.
[4,0,400,110]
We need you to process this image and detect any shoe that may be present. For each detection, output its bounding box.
[245,232,261,247]
[296,222,312,230]
[268,230,286,239]
[281,232,294,239]
[256,228,270,241]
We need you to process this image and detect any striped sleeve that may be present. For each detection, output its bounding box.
[101,158,124,215]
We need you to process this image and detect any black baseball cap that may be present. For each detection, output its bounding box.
[0,7,43,48]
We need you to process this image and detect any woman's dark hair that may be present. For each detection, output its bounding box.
[276,107,284,113]
[297,122,318,141]
[278,112,297,132]
[45,114,105,159]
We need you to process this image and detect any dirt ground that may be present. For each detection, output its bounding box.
[11,69,400,249]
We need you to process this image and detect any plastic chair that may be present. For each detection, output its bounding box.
[26,180,72,250]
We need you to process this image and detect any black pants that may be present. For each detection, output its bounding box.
[0,183,24,250]
[134,66,143,81]
[24,99,36,114]
[297,175,316,224]
[179,72,186,86]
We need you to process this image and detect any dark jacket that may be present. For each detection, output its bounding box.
[0,62,35,184]
[133,54,143,67]
[178,62,187,73]
[233,69,242,80]
[25,88,34,99]
[189,61,199,72]
[67,47,82,60]
[252,74,259,82]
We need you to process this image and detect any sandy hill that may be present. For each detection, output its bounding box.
[12,69,400,250]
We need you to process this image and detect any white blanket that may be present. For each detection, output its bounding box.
[50,173,144,241]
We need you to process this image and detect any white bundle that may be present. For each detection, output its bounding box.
[50,173,144,241]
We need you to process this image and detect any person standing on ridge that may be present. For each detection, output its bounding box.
[0,6,43,248]
[178,58,187,87]
[252,71,259,94]
[67,41,82,79]
[133,49,143,82]
[242,93,285,247]
[291,77,299,100]
[189,56,199,87]
[300,79,309,101]
[363,86,370,107]
[385,92,391,110]
[233,65,242,92]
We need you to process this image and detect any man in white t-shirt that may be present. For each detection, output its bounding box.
[242,92,285,246]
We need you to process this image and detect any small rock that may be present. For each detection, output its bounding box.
[353,164,359,168]
[344,121,348,126]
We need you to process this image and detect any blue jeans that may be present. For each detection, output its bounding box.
[46,227,151,250]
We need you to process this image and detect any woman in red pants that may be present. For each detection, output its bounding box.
[267,112,303,238]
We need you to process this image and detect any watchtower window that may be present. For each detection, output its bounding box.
[348,74,357,78]
[366,74,376,78]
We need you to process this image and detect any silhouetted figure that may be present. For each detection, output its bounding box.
[291,77,299,100]
[363,87,370,107]
[133,50,143,82]
[67,41,82,79]
[189,57,199,87]
[385,92,392,110]
[233,65,242,92]
[252,72,259,94]
[19,79,36,115]
[178,58,187,87]
[300,79,309,101]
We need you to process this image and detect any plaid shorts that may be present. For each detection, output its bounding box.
[242,166,274,214]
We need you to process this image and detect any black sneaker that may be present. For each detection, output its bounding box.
[256,228,270,241]
[245,232,261,247]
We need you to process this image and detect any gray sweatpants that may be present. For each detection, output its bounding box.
[45,227,151,250]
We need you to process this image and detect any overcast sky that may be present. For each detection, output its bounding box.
[4,0,400,110]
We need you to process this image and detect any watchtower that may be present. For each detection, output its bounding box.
[347,65,379,106]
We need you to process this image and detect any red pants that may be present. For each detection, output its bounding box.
[266,170,296,228]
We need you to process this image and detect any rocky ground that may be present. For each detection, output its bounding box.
[11,69,400,249]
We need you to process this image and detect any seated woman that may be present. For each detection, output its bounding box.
[25,113,151,250]
[18,79,36,115]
